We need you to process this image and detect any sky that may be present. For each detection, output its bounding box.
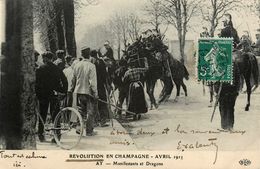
[75,0,260,50]
[75,0,146,46]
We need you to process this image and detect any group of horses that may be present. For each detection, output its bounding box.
[108,35,189,110]
[104,33,259,114]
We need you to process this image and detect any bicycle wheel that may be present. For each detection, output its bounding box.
[53,107,83,150]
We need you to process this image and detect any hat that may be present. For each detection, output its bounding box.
[56,50,64,54]
[90,50,98,58]
[42,51,54,60]
[81,47,90,58]
[65,55,73,63]
[104,41,110,46]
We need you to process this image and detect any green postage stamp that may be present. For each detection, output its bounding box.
[197,38,233,83]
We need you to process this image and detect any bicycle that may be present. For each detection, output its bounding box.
[36,95,84,150]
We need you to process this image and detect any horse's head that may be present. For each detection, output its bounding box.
[126,41,140,59]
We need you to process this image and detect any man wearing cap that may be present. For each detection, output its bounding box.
[35,51,68,142]
[71,47,98,136]
[103,41,115,61]
[54,50,66,70]
[101,41,116,95]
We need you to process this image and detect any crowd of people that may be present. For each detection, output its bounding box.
[35,40,149,143]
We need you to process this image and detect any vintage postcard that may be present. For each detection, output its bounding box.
[0,0,260,169]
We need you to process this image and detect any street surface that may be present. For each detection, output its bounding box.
[37,78,260,152]
[121,78,260,151]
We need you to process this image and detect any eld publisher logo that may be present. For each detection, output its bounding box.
[239,159,251,166]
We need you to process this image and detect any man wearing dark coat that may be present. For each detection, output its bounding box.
[215,13,241,130]
[103,41,115,62]
[99,41,116,94]
[114,59,128,118]
[90,50,109,127]
[36,51,68,142]
[54,50,66,70]
[220,14,240,48]
[214,62,240,130]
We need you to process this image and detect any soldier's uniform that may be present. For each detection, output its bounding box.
[214,62,240,130]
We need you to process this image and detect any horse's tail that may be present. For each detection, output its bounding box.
[250,55,259,88]
[183,64,189,80]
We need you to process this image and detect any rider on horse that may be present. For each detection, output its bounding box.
[220,13,240,49]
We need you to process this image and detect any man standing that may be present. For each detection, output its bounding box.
[214,62,240,130]
[90,50,109,127]
[71,47,98,136]
[102,41,116,89]
[36,51,68,142]
[54,50,66,70]
[114,59,128,119]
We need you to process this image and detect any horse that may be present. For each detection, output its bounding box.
[124,38,163,109]
[233,49,259,111]
[139,35,189,105]
[157,51,189,104]
[202,40,259,111]
[125,37,189,108]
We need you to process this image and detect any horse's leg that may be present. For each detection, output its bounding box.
[202,80,206,96]
[150,79,158,109]
[165,79,173,102]
[180,80,188,105]
[245,76,251,111]
[208,84,214,107]
[158,79,167,104]
[159,77,173,103]
[146,81,152,109]
[116,87,127,118]
[146,80,157,110]
[174,80,181,102]
[159,79,166,100]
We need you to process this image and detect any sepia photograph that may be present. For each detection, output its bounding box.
[0,0,260,168]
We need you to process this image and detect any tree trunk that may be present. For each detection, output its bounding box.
[63,0,77,57]
[117,38,121,60]
[1,0,36,149]
[47,22,58,54]
[210,19,215,37]
[1,0,23,149]
[20,0,37,149]
[180,41,185,64]
[55,0,65,51]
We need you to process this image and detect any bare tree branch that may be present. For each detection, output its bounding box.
[200,0,242,37]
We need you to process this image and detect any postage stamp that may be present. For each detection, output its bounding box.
[197,38,233,83]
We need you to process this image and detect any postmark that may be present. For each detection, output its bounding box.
[197,38,233,83]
